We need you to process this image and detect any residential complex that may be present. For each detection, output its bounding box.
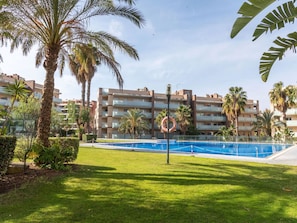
[95,87,260,139]
[0,73,62,106]
[57,99,97,132]
[274,108,297,137]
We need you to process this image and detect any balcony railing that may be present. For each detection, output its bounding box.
[113,100,152,108]
[287,120,297,127]
[196,125,224,131]
[196,106,222,112]
[238,117,257,122]
[196,115,226,122]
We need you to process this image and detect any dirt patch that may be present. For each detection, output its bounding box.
[0,163,64,194]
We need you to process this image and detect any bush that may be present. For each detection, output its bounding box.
[14,136,34,162]
[82,134,97,143]
[0,136,17,176]
[33,137,79,170]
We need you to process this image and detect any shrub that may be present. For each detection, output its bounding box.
[82,134,97,143]
[15,136,34,162]
[33,137,79,170]
[0,136,17,176]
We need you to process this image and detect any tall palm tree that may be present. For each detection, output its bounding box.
[175,104,191,135]
[253,109,274,137]
[70,43,122,109]
[0,0,144,146]
[222,87,247,136]
[69,53,87,108]
[231,1,297,82]
[269,81,297,123]
[70,43,122,133]
[118,108,149,139]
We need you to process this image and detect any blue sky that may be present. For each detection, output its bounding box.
[1,0,296,110]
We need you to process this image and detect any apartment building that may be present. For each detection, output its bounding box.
[57,99,97,132]
[95,87,259,139]
[273,108,297,137]
[0,73,62,106]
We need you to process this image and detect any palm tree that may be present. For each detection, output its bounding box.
[269,81,297,123]
[155,109,168,138]
[70,43,122,108]
[175,105,192,135]
[253,109,274,137]
[231,1,297,82]
[69,53,87,108]
[222,87,247,136]
[216,126,235,141]
[70,43,122,133]
[0,0,144,146]
[118,109,149,139]
[2,79,30,134]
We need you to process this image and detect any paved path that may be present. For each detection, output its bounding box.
[81,143,297,166]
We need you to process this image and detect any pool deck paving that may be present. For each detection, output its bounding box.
[80,142,297,166]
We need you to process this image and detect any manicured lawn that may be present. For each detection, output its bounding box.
[1,147,297,222]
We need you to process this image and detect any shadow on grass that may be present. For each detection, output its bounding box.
[1,161,297,223]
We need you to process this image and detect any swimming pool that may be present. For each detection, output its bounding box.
[106,141,292,158]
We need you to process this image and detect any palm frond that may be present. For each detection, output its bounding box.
[253,1,297,40]
[231,0,276,38]
[260,32,297,82]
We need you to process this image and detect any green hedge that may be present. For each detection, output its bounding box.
[82,134,97,143]
[34,137,79,169]
[0,136,17,176]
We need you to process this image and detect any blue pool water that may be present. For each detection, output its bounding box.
[107,141,292,158]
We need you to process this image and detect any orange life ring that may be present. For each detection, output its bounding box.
[161,116,176,133]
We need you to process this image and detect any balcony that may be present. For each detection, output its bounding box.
[113,100,152,108]
[243,108,258,114]
[196,115,226,122]
[0,98,9,106]
[238,126,253,131]
[111,111,123,117]
[287,120,297,127]
[196,106,222,112]
[286,109,297,116]
[154,102,180,110]
[238,117,257,122]
[0,86,8,94]
[101,101,109,106]
[196,124,224,131]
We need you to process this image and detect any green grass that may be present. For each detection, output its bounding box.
[1,147,297,223]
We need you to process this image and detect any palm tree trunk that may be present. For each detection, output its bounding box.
[235,116,239,137]
[86,79,91,133]
[81,80,86,108]
[87,79,91,110]
[37,47,58,147]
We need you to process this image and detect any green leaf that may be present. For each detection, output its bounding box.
[253,1,297,40]
[231,0,276,38]
[260,32,297,82]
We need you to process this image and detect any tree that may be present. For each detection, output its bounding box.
[269,81,297,122]
[155,109,168,138]
[1,79,30,134]
[118,108,149,139]
[253,109,274,137]
[216,125,235,141]
[222,87,247,136]
[231,0,297,82]
[1,0,144,146]
[175,105,192,135]
[69,43,123,133]
[12,95,40,172]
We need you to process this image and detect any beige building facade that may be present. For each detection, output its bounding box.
[95,87,260,139]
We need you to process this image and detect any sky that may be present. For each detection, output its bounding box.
[1,0,297,111]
